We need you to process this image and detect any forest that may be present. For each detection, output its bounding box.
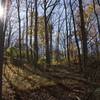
[0,0,100,100]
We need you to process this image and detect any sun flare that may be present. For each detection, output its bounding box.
[0,5,4,18]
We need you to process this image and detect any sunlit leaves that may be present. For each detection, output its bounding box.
[84,4,94,20]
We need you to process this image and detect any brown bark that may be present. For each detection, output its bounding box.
[16,0,22,60]
[26,0,29,61]
[34,0,38,65]
[78,0,88,71]
[30,2,33,61]
[44,0,50,64]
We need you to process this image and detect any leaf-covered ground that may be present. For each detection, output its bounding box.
[2,62,100,100]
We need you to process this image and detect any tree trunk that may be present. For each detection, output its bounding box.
[56,29,60,62]
[7,21,12,48]
[0,0,6,99]
[44,0,50,64]
[95,37,99,59]
[0,21,5,100]
[34,0,38,66]
[63,0,70,65]
[78,0,87,71]
[16,0,22,60]
[30,2,33,61]
[49,24,53,63]
[26,0,29,61]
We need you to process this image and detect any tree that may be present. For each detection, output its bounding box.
[0,16,5,100]
[97,0,100,6]
[63,0,70,65]
[93,0,100,39]
[34,0,38,66]
[69,0,81,70]
[29,1,33,61]
[43,0,60,64]
[26,0,29,61]
[0,0,9,99]
[6,20,12,48]
[16,0,22,60]
[44,0,51,64]
[78,0,88,71]
[49,22,53,63]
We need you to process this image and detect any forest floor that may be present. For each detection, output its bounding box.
[2,61,100,100]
